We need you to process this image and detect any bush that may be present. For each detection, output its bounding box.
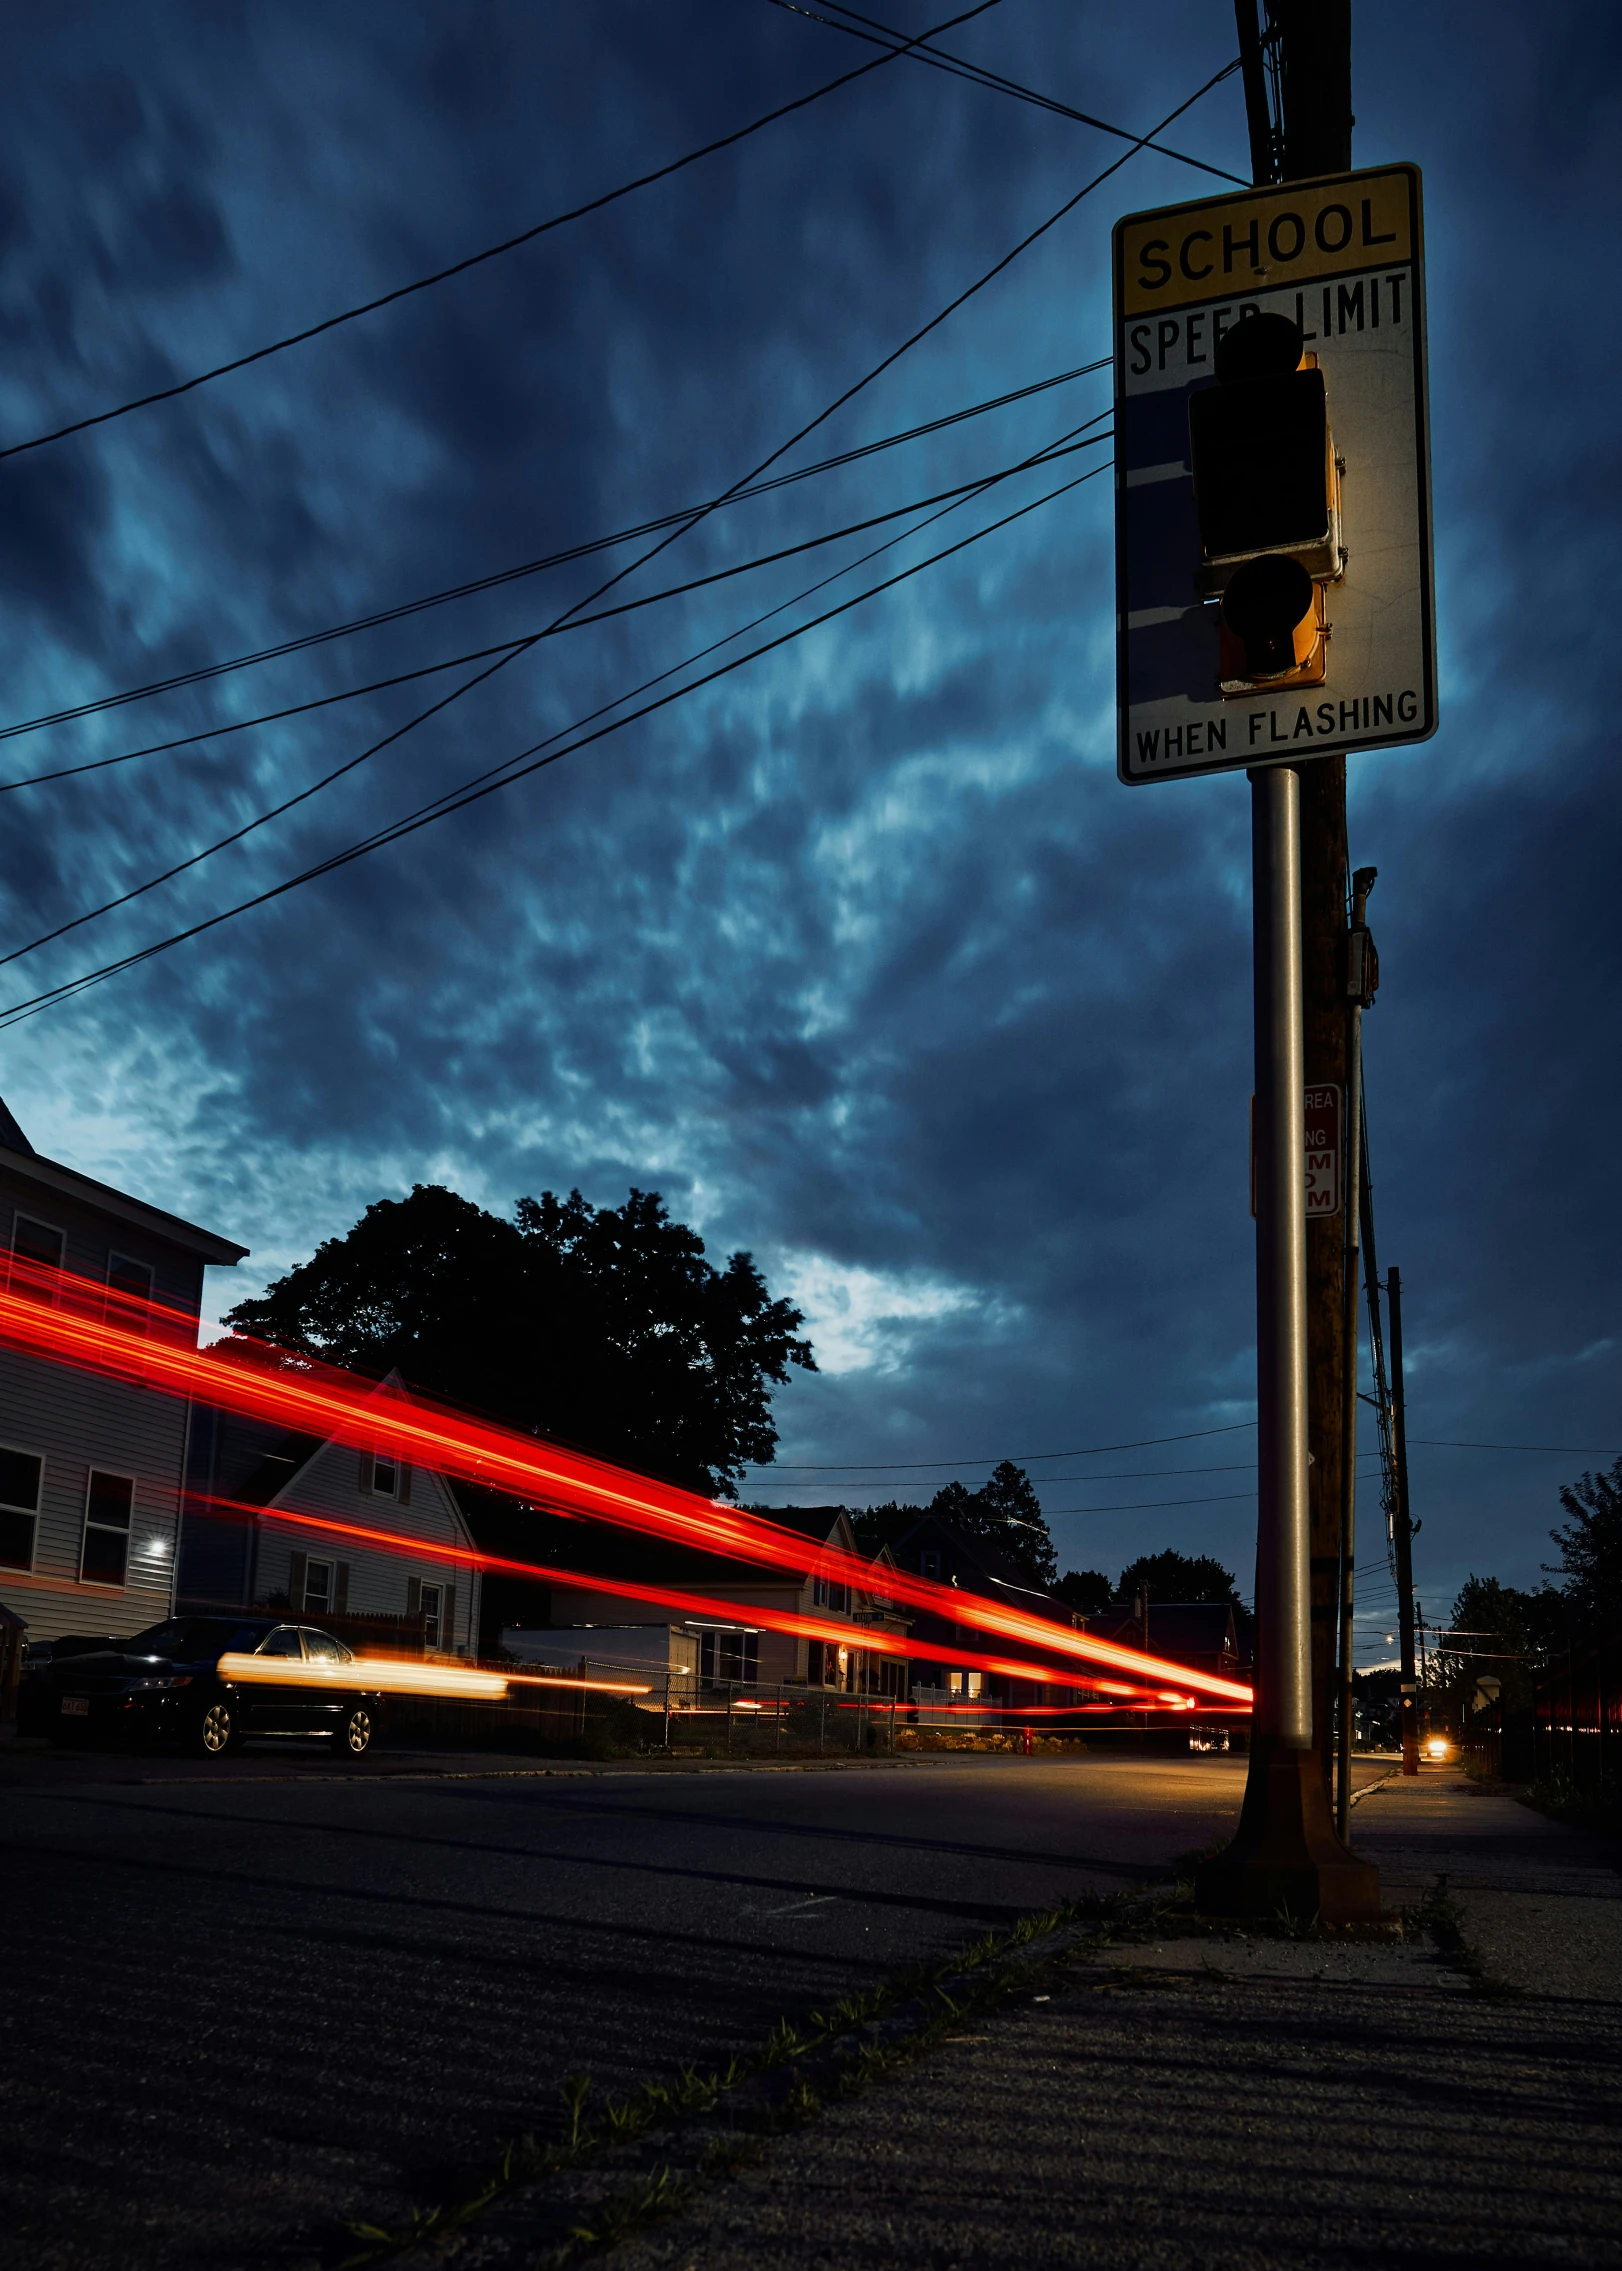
[1521,1773,1622,1840]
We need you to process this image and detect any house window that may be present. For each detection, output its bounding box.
[948,1671,983,1699]
[920,1550,942,1581]
[698,1629,758,1684]
[0,1445,42,1570]
[81,1470,134,1586]
[303,1558,334,1615]
[12,1215,65,1300]
[419,1582,442,1650]
[372,1451,398,1498]
[107,1253,154,1328]
[812,1576,850,1613]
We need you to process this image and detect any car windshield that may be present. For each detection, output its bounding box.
[126,1618,268,1659]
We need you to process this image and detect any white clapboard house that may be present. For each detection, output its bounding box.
[0,1094,248,1644]
[177,1375,482,1656]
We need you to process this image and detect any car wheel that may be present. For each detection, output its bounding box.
[195,1699,240,1757]
[333,1703,373,1758]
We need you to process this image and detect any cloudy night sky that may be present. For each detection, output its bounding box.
[0,2,1615,1660]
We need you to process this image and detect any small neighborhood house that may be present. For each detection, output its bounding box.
[0,1094,480,1659]
[177,1381,482,1657]
[0,1096,246,1644]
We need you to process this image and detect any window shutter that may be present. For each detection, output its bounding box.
[442,1583,456,1653]
[398,1462,412,1506]
[288,1550,307,1613]
[406,1575,422,1619]
[358,1449,373,1493]
[334,1561,350,1616]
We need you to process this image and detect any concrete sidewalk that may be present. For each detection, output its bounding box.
[604,1771,1622,2271]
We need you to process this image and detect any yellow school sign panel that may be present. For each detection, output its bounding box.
[1112,163,1435,786]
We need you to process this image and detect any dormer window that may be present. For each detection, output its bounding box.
[921,1550,942,1581]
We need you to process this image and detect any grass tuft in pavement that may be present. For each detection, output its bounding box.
[1404,1873,1521,1999]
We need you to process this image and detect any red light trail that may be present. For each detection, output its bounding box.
[0,1260,1252,1708]
[205,1494,1193,1706]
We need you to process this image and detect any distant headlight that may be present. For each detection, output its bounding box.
[1424,1734,1451,1759]
[130,1675,193,1692]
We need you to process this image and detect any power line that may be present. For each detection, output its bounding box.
[753,1420,1261,1469]
[746,1451,1385,1487]
[1046,1490,1257,1514]
[0,421,1110,801]
[0,0,1005,467]
[769,1484,1261,1514]
[0,357,1111,751]
[775,0,1247,183]
[0,60,1237,1021]
[0,455,1106,1028]
[4,53,1110,976]
[91,396,1062,1005]
[1406,1438,1620,1456]
[748,1461,1265,1484]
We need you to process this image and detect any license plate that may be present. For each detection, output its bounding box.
[60,1695,90,1717]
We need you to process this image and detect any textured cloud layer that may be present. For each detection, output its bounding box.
[0,3,1615,1652]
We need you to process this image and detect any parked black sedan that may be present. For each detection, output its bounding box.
[41,1616,384,1757]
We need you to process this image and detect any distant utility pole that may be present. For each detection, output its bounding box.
[1386,1263,1420,1773]
[1237,0,1357,1806]
[1336,865,1377,1835]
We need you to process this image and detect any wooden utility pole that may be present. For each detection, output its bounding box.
[1387,1265,1421,1773]
[1236,0,1354,1796]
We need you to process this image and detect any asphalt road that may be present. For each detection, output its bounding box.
[1,1742,1286,2271]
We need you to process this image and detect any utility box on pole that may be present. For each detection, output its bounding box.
[1113,164,1433,785]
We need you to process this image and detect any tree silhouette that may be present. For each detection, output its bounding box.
[1440,1574,1535,1713]
[223,1182,814,1497]
[1053,1569,1112,1617]
[1114,1550,1240,1606]
[1547,1457,1622,1627]
[927,1461,1058,1589]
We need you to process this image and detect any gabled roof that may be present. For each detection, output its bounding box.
[751,1503,851,1546]
[540,1499,898,1605]
[206,1370,430,1510]
[0,1095,32,1154]
[0,1092,247,1266]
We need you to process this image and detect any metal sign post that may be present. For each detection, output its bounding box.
[1195,760,1378,1922]
[1109,165,1424,1923]
[1251,765,1312,1768]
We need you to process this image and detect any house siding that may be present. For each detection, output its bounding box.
[255,1440,480,1655]
[178,1402,483,1659]
[0,1159,213,1321]
[0,1344,193,1640]
[0,1155,230,1645]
